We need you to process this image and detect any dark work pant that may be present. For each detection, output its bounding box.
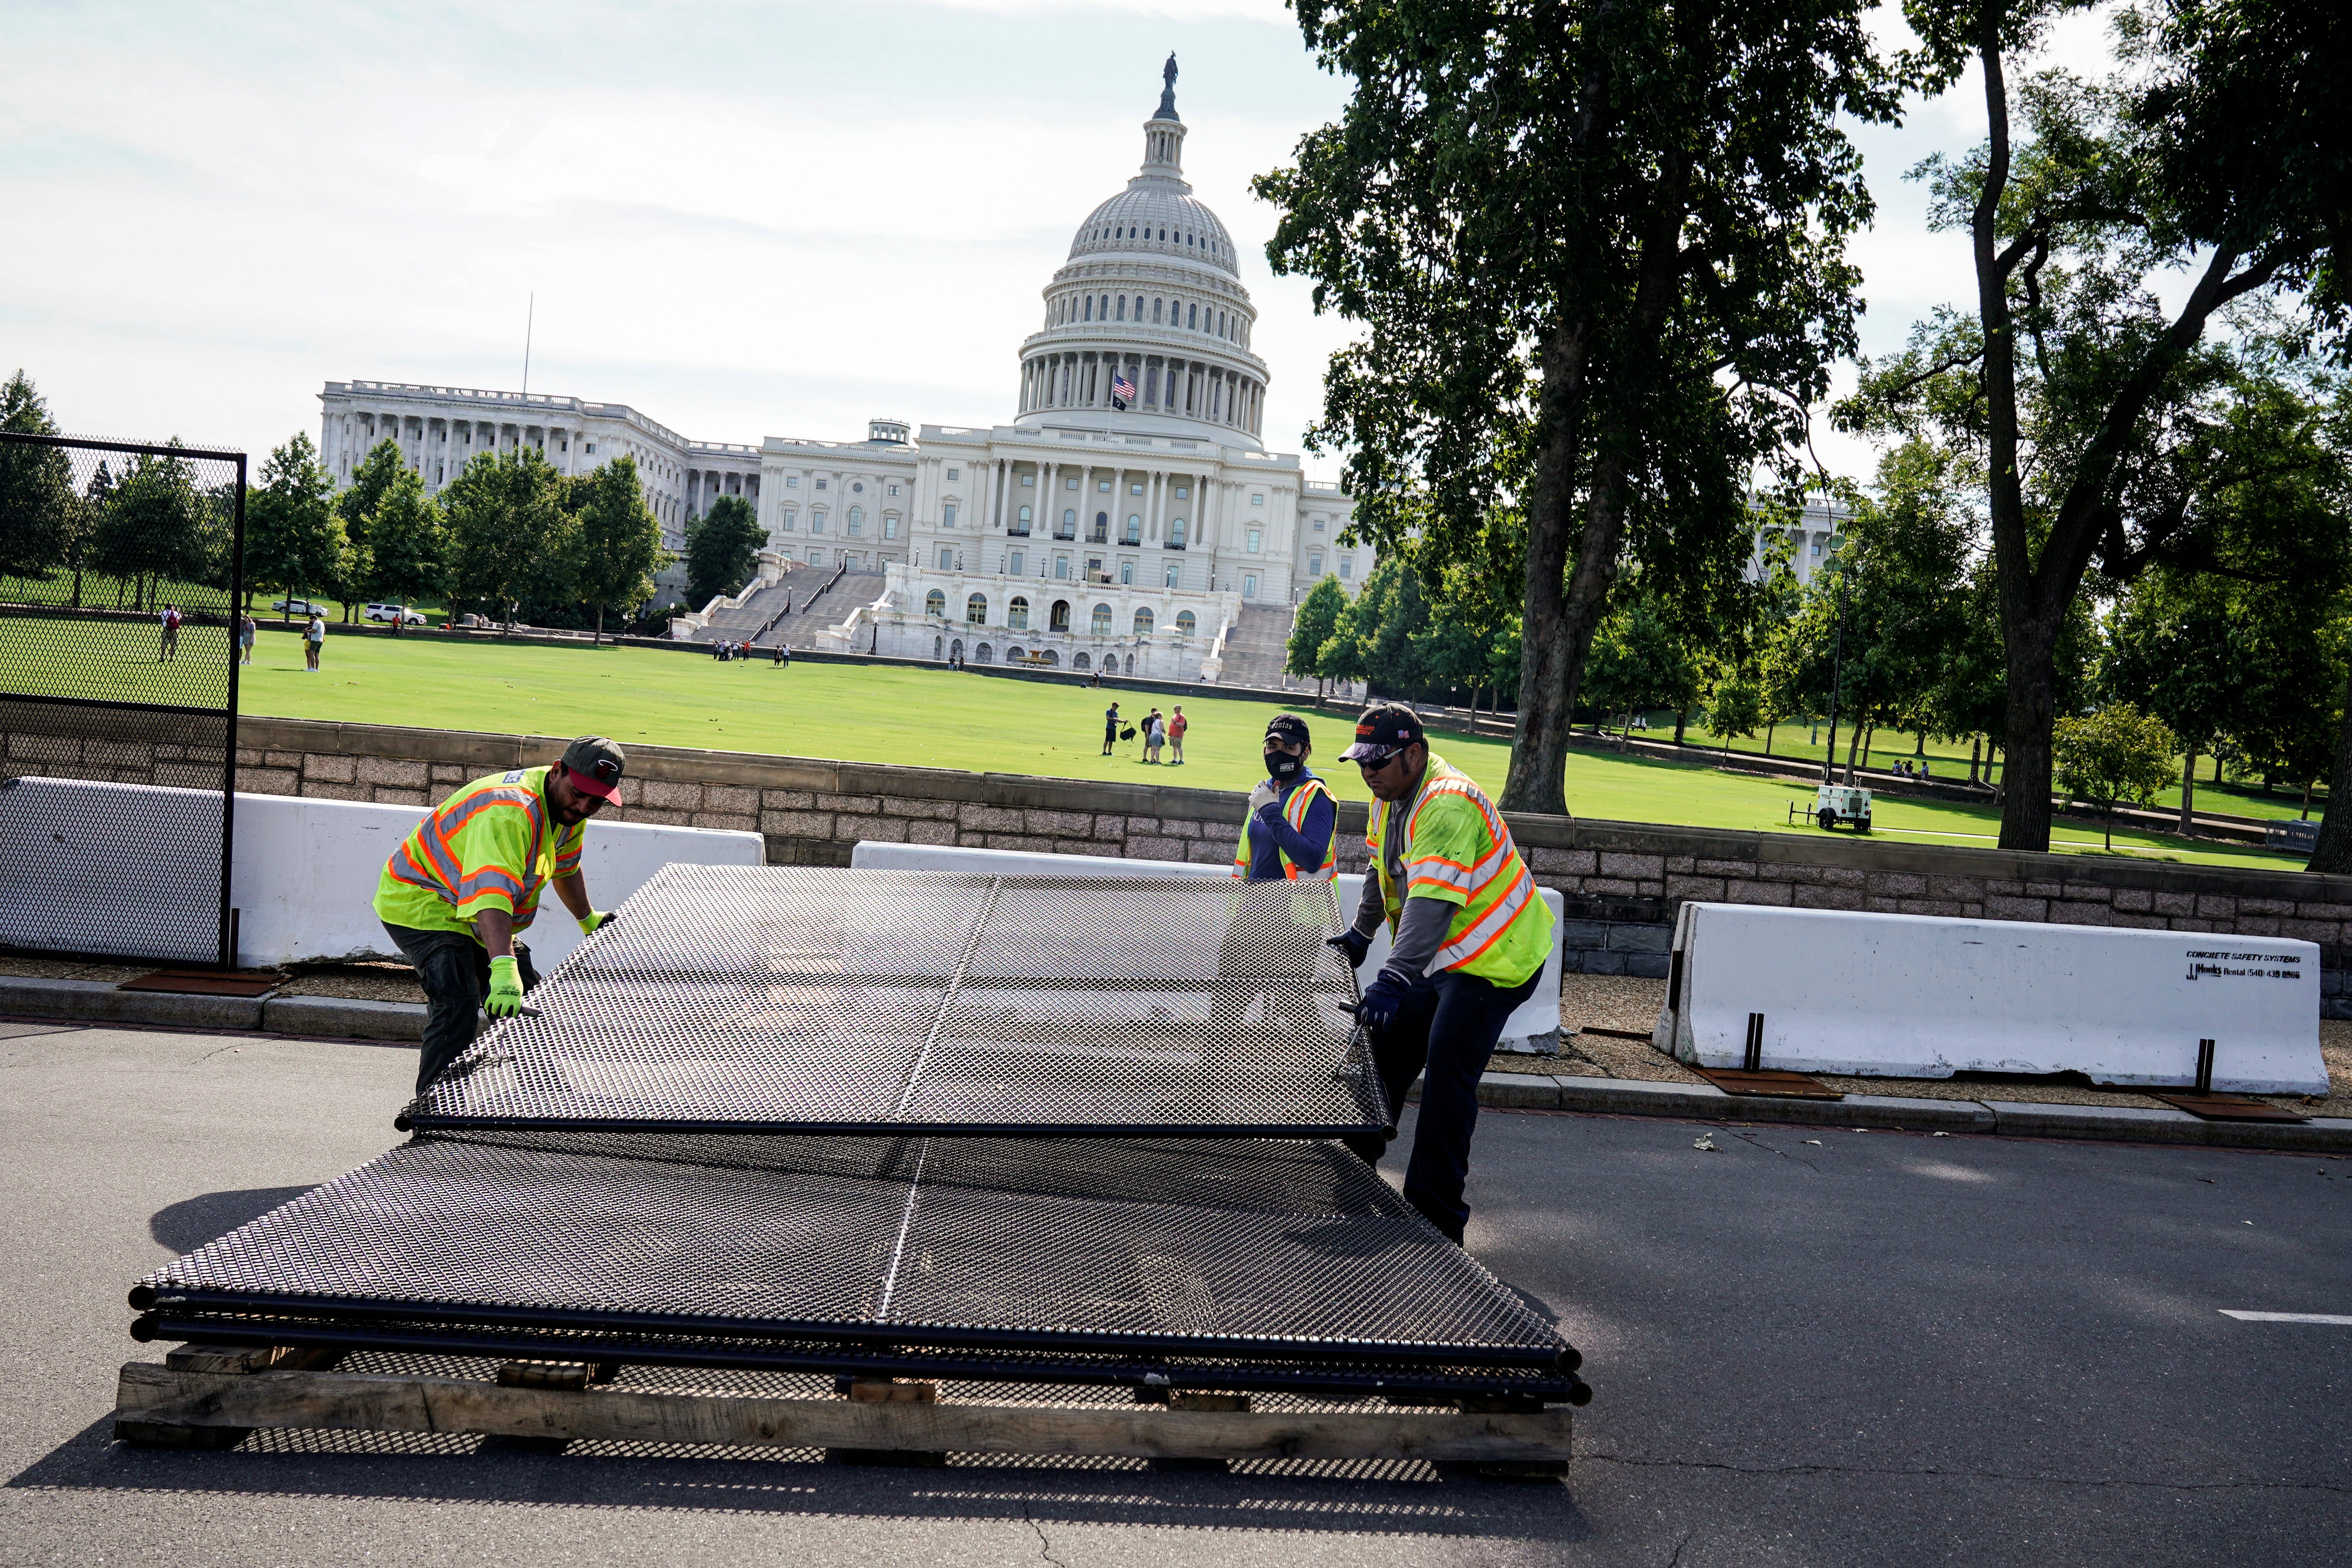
[1346,966,1541,1244]
[383,922,538,1093]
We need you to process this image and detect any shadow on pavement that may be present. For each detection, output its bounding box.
[7,1415,1591,1540]
[149,1187,314,1255]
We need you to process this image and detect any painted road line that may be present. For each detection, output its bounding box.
[2220,1311,2352,1325]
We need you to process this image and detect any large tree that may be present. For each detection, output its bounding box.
[1840,0,2347,849]
[361,463,448,630]
[444,447,570,627]
[91,446,219,610]
[568,454,668,643]
[684,494,764,609]
[0,370,77,583]
[1256,0,1896,814]
[1287,575,1347,699]
[243,433,344,621]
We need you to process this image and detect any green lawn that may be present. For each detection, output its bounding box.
[33,623,2308,870]
[1615,716,2329,824]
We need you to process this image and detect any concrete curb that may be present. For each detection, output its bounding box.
[0,977,266,1031]
[1482,1069,2352,1153]
[260,995,426,1041]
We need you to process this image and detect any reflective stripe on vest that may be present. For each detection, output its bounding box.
[1231,776,1338,881]
[1367,756,1552,985]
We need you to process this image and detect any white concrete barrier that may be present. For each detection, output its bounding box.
[850,840,1567,1049]
[1653,902,2327,1094]
[0,776,763,971]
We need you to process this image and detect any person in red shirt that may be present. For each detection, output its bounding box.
[1168,705,1189,764]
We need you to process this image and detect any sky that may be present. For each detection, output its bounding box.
[2,0,2119,490]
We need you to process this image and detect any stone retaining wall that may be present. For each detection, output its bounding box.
[10,712,2352,1013]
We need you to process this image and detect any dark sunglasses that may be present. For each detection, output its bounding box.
[1355,749,1406,772]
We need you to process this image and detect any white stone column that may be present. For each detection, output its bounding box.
[1147,471,1163,542]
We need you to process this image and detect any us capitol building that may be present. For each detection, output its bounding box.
[317,59,1369,681]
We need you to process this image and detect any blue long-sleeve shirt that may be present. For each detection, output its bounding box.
[1244,769,1338,881]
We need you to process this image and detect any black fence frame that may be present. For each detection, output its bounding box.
[0,432,247,968]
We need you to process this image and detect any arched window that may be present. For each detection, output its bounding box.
[1124,654,1134,675]
[924,589,946,617]
[1007,645,1024,662]
[935,635,943,659]
[1059,508,1076,538]
[1099,294,1109,319]
[1175,610,1197,636]
[1050,600,1071,632]
[1008,596,1030,630]
[1152,298,1163,324]
[1083,295,1093,321]
[1133,296,1145,319]
[1091,511,1109,543]
[1169,517,1186,546]
[1123,514,1141,545]
[950,638,963,663]
[1015,504,1031,532]
[1188,303,1197,329]
[1041,648,1059,666]
[1133,608,1154,635]
[966,593,987,625]
[1116,297,1127,321]
[1091,603,1113,636]
[975,643,994,664]
[1073,652,1091,671]
[847,506,863,537]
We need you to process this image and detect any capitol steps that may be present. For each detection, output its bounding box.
[1209,603,1301,690]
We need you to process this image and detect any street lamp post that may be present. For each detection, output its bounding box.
[1821,550,1850,785]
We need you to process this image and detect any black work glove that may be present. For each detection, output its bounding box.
[1327,928,1373,969]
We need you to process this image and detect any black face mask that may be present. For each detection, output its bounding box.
[1265,751,1303,782]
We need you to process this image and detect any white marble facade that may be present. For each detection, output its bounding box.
[318,60,1368,665]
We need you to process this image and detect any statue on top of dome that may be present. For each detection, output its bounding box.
[1156,52,1179,119]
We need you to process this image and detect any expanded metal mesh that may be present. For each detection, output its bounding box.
[0,433,245,964]
[403,866,1385,1137]
[137,1132,1572,1372]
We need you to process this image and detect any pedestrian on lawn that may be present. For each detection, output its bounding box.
[158,603,181,662]
[1168,705,1188,764]
[1143,707,1165,764]
[304,612,326,671]
[1102,701,1120,756]
[237,612,256,666]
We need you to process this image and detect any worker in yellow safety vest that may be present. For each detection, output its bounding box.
[374,735,626,1092]
[1327,704,1555,1244]
[1231,713,1338,881]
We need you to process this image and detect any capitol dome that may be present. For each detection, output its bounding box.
[1012,56,1271,444]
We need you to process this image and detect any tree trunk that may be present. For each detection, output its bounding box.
[2305,662,2352,872]
[2104,802,2114,851]
[1916,731,1926,756]
[1764,718,1775,756]
[1969,734,1982,785]
[593,605,605,646]
[1501,317,1592,814]
[2178,749,2196,837]
[2302,780,2313,821]
[1673,707,1687,746]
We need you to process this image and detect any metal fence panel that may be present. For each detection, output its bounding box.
[0,433,246,965]
[401,866,1387,1137]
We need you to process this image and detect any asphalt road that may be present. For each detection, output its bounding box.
[5,1019,2349,1566]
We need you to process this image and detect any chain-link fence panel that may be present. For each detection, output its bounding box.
[0,433,245,964]
[401,866,1386,1137]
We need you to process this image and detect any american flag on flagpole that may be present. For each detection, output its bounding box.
[1111,368,1136,409]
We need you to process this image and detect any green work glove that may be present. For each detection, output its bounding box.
[578,909,615,936]
[485,954,525,1019]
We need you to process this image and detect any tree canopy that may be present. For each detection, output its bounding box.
[244,433,344,620]
[444,447,570,624]
[684,495,765,608]
[1257,0,1898,813]
[569,454,668,642]
[1838,0,2350,848]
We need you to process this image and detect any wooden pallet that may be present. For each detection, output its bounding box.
[113,1350,1574,1472]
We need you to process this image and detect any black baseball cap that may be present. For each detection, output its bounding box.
[1339,703,1426,763]
[1264,713,1311,747]
[559,735,628,801]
